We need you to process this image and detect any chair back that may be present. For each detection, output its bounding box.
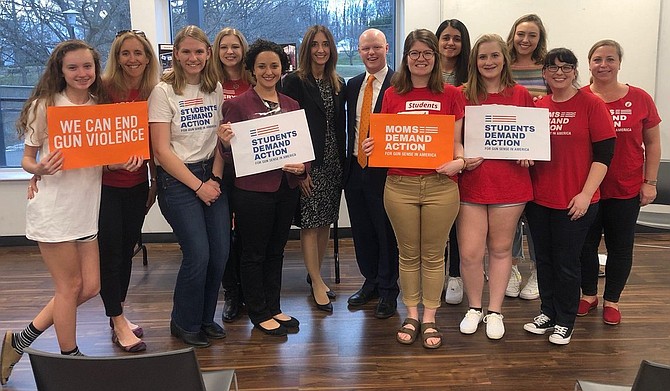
[24,347,207,391]
[631,360,670,391]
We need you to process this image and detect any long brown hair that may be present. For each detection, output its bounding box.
[296,25,342,93]
[463,34,515,104]
[213,27,253,85]
[162,25,219,95]
[17,40,102,140]
[102,31,160,102]
[391,29,443,95]
[506,14,548,65]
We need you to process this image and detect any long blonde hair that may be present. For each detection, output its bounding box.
[102,31,160,102]
[463,34,516,104]
[212,27,253,85]
[296,25,342,93]
[506,14,548,65]
[162,25,219,95]
[17,40,102,140]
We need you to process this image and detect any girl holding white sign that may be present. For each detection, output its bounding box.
[457,34,534,341]
[524,48,615,345]
[578,40,661,326]
[148,25,229,348]
[364,29,466,349]
[2,40,104,384]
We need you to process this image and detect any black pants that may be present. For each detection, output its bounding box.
[446,226,460,277]
[344,162,399,299]
[98,182,148,317]
[526,201,598,328]
[580,197,640,302]
[221,166,242,298]
[233,177,299,325]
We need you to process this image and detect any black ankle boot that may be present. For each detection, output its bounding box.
[222,289,240,323]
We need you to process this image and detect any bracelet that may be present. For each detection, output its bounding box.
[643,179,657,186]
[194,181,204,193]
[455,156,467,173]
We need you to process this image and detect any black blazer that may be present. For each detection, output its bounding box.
[343,68,394,183]
[280,72,347,170]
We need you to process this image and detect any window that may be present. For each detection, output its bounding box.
[0,1,132,168]
[169,0,396,78]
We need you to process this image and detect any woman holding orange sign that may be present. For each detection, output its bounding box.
[363,29,464,349]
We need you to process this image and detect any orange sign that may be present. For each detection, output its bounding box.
[47,102,150,170]
[368,113,454,169]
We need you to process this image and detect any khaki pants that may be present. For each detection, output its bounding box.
[384,174,460,309]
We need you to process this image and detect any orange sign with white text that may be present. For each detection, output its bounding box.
[47,102,150,170]
[368,113,454,169]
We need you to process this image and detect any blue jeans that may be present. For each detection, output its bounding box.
[157,160,230,332]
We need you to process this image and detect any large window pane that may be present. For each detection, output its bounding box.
[169,0,396,78]
[0,0,132,168]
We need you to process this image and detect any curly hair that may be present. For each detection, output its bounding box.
[245,39,291,77]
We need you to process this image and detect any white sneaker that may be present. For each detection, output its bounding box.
[519,270,539,300]
[444,277,463,305]
[505,265,522,298]
[483,313,505,340]
[459,309,483,334]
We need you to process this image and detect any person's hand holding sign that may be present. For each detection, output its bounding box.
[106,155,144,173]
[33,148,64,176]
[217,122,234,149]
[517,159,535,168]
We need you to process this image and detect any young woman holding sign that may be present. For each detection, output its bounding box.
[97,29,160,353]
[457,34,534,340]
[363,29,464,349]
[217,39,306,336]
[148,25,229,348]
[2,40,107,385]
[524,48,615,345]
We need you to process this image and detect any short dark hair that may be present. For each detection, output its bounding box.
[245,39,291,75]
[544,47,580,90]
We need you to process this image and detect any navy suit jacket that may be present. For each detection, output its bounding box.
[344,68,394,184]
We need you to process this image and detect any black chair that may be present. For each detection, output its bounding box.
[24,347,237,391]
[575,360,670,391]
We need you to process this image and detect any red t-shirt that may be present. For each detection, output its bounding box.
[582,85,661,199]
[458,84,534,204]
[532,90,616,209]
[222,79,250,101]
[380,85,464,177]
[102,88,150,188]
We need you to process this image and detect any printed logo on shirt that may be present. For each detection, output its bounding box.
[609,108,633,132]
[549,111,575,136]
[179,98,204,107]
[179,100,219,131]
[223,89,236,100]
[405,100,441,111]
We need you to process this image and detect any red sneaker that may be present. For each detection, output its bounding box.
[577,298,598,316]
[603,306,621,325]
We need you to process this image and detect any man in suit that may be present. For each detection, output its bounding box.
[344,28,399,319]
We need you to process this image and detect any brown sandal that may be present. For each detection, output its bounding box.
[396,318,420,345]
[421,322,443,349]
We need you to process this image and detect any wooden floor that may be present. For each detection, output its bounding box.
[1,234,669,390]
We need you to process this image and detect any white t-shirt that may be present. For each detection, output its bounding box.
[148,81,223,164]
[24,93,102,242]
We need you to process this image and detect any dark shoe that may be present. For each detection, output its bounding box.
[374,297,397,319]
[273,316,300,330]
[311,289,333,313]
[347,288,379,307]
[201,323,227,339]
[396,318,420,345]
[170,320,210,348]
[109,318,143,338]
[254,323,288,337]
[222,290,240,323]
[111,332,147,353]
[306,275,336,299]
[421,322,443,349]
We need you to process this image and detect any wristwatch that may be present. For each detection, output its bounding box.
[210,173,222,184]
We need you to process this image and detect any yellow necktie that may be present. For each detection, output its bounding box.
[357,75,375,168]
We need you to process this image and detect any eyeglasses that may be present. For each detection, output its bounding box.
[407,50,435,60]
[116,30,146,38]
[545,64,576,73]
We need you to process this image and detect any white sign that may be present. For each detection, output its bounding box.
[230,109,315,177]
[464,105,550,161]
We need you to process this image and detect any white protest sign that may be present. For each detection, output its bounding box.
[464,105,550,160]
[230,109,314,177]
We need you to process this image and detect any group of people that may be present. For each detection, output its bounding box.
[0,11,663,385]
